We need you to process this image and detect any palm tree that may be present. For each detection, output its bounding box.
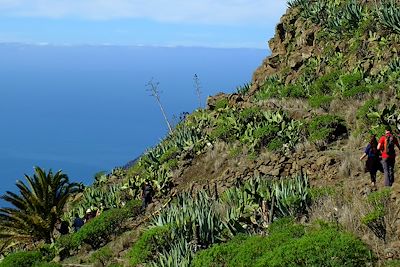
[0,167,80,244]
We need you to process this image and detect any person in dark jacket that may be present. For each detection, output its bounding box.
[141,180,154,210]
[72,213,84,232]
[56,219,69,235]
[360,134,382,187]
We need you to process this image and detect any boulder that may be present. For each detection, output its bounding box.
[206,92,228,110]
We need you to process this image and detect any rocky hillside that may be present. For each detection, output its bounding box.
[1,0,400,266]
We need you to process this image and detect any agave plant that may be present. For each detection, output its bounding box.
[272,174,310,218]
[287,0,308,9]
[302,0,328,24]
[149,239,193,267]
[64,183,124,223]
[367,105,400,132]
[388,57,400,72]
[152,191,224,247]
[378,0,400,34]
[236,82,252,95]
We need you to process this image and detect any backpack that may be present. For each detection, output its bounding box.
[385,134,396,156]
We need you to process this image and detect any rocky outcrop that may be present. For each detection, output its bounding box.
[206,92,244,110]
[250,4,400,97]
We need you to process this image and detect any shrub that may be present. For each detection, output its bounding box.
[210,123,235,142]
[267,217,305,239]
[267,137,285,151]
[159,147,179,164]
[37,244,57,263]
[253,125,279,143]
[310,71,340,95]
[191,235,269,267]
[383,260,400,266]
[56,233,81,256]
[56,200,141,254]
[361,189,391,241]
[76,202,141,249]
[90,246,113,266]
[0,251,42,267]
[192,220,374,267]
[281,84,307,98]
[339,71,363,90]
[129,225,172,266]
[356,99,380,124]
[238,107,262,125]
[256,225,374,266]
[343,85,369,98]
[308,95,334,109]
[214,98,228,109]
[165,158,179,169]
[255,78,284,100]
[368,83,387,94]
[191,219,305,267]
[308,115,347,143]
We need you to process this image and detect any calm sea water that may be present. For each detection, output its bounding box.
[0,44,267,204]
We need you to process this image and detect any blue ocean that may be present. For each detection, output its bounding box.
[0,44,267,202]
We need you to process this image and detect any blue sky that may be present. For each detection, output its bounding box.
[0,0,288,48]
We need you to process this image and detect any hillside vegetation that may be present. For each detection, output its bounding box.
[1,0,400,266]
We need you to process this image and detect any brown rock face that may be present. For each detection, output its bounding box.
[206,92,228,110]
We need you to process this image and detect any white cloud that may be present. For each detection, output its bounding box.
[0,0,288,25]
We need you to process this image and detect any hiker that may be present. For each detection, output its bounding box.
[377,126,400,186]
[56,219,69,235]
[72,213,84,232]
[360,134,382,187]
[141,180,154,210]
[84,208,96,222]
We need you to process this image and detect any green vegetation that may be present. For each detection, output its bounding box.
[129,226,172,266]
[0,251,42,267]
[0,249,61,267]
[362,189,391,242]
[308,95,334,109]
[126,174,312,266]
[236,82,252,95]
[192,220,374,267]
[378,0,400,34]
[308,115,347,144]
[214,98,229,109]
[57,200,141,255]
[356,99,380,125]
[89,246,113,266]
[2,0,400,265]
[0,167,80,244]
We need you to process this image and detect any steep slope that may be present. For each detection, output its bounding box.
[2,0,400,266]
[62,0,400,264]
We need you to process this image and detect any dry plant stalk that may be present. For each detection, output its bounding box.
[146,78,172,134]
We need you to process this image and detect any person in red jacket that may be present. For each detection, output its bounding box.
[377,126,400,186]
